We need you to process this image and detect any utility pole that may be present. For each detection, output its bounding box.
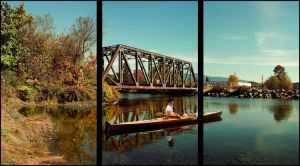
[261,75,264,89]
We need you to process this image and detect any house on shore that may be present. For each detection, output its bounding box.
[238,82,251,87]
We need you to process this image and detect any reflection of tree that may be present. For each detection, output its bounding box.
[103,96,198,125]
[50,107,97,165]
[269,103,293,122]
[229,103,238,114]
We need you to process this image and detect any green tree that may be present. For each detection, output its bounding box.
[1,2,33,75]
[206,76,209,82]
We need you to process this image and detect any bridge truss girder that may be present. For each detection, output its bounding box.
[102,44,197,90]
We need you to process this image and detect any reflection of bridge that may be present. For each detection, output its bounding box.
[102,45,197,92]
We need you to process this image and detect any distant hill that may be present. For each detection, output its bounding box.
[186,73,198,80]
[203,74,250,83]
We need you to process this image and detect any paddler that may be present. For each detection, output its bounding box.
[165,98,181,119]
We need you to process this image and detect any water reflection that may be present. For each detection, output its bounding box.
[18,106,97,165]
[102,95,198,129]
[204,97,299,165]
[165,127,181,147]
[103,125,197,152]
[268,102,293,122]
[229,103,238,114]
[204,117,222,124]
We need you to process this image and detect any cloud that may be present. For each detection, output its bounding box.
[222,35,246,40]
[256,1,282,22]
[204,55,299,67]
[204,31,299,67]
[255,32,298,57]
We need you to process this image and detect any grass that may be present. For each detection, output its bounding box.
[1,125,9,139]
[10,113,22,120]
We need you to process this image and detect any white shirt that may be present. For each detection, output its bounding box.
[166,135,173,141]
[165,104,173,116]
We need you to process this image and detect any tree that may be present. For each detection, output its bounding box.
[69,17,96,78]
[23,14,55,82]
[1,2,34,75]
[206,76,209,82]
[133,69,146,84]
[273,65,286,78]
[265,65,293,90]
[264,76,279,90]
[228,73,238,88]
[123,63,134,84]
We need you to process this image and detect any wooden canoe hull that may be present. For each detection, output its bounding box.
[204,117,222,123]
[105,115,198,135]
[203,111,222,120]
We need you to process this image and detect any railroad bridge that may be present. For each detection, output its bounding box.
[102,44,197,93]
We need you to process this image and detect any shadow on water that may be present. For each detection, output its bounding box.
[18,106,97,165]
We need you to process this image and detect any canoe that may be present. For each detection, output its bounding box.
[203,111,222,120]
[105,114,198,135]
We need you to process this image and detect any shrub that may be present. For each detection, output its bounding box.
[16,84,37,102]
[102,82,120,103]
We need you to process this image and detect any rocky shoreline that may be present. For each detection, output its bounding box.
[204,87,299,99]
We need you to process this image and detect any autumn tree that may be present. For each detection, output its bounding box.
[23,14,55,82]
[228,73,239,88]
[133,69,146,84]
[264,76,279,90]
[69,17,96,82]
[265,65,293,90]
[82,51,97,86]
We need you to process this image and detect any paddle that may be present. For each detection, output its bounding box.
[155,111,182,119]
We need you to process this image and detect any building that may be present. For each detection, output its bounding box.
[238,82,251,87]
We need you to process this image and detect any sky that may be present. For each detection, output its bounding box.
[5,1,97,53]
[204,1,299,83]
[103,1,198,72]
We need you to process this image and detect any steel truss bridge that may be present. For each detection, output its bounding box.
[102,44,197,93]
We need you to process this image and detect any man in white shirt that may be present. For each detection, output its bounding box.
[165,98,181,119]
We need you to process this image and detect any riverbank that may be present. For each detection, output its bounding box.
[1,94,96,164]
[204,87,299,99]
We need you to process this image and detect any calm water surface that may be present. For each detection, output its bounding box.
[204,97,299,165]
[102,94,198,165]
[19,105,97,165]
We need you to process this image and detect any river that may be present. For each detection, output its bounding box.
[102,93,198,165]
[204,97,299,165]
[18,105,97,165]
